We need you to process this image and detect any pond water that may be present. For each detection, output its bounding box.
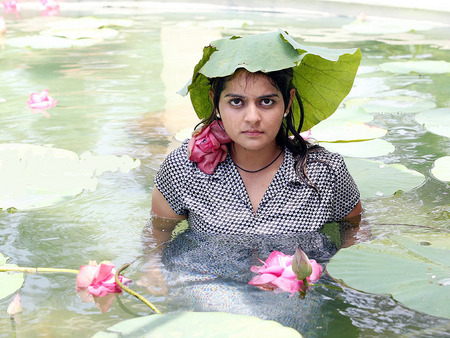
[0,1,449,337]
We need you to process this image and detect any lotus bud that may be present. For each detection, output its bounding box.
[7,293,22,316]
[292,247,312,281]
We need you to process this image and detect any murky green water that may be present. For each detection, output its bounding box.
[0,2,449,337]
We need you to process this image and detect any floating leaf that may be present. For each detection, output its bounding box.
[359,97,436,114]
[45,17,133,30]
[431,156,450,182]
[0,253,25,301]
[342,17,437,35]
[321,139,395,158]
[309,120,387,142]
[41,28,119,40]
[326,234,450,319]
[92,312,302,337]
[415,108,450,138]
[380,61,450,74]
[6,35,76,49]
[344,158,425,198]
[0,143,140,210]
[325,107,374,123]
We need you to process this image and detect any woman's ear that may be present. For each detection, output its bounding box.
[209,90,214,103]
[285,88,296,115]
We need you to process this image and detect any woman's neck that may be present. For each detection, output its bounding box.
[230,143,283,173]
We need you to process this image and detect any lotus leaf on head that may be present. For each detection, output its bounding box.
[180,29,361,132]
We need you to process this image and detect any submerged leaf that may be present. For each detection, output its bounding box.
[326,234,450,319]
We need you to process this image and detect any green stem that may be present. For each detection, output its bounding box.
[0,267,79,274]
[115,263,162,315]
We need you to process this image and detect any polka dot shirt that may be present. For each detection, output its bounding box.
[154,140,360,235]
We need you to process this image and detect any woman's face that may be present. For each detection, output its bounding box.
[216,70,294,153]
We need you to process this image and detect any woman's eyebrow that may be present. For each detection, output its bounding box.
[223,93,279,98]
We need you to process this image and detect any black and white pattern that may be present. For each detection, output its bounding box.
[154,140,360,235]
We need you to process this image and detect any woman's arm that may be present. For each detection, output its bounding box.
[137,187,187,295]
[151,186,187,244]
[343,200,362,223]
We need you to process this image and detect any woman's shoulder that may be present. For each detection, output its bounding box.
[157,139,193,174]
[306,146,348,172]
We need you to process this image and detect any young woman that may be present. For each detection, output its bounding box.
[151,30,362,239]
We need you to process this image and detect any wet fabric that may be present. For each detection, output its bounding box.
[154,141,360,234]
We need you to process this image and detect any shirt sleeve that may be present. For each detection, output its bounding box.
[153,142,190,216]
[330,153,360,220]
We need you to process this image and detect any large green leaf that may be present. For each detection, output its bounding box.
[431,156,450,182]
[0,253,24,300]
[326,234,450,319]
[92,312,302,337]
[181,30,361,132]
[0,143,140,210]
[344,158,425,198]
[415,108,450,138]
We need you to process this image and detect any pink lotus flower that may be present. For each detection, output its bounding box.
[187,120,232,174]
[7,293,22,316]
[248,249,323,294]
[27,89,57,117]
[2,1,18,14]
[76,261,132,297]
[40,0,59,16]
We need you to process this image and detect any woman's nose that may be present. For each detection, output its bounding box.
[244,104,261,123]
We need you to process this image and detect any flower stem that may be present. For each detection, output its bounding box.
[0,267,79,274]
[115,263,162,314]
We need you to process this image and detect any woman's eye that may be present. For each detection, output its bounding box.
[229,98,243,106]
[261,98,274,106]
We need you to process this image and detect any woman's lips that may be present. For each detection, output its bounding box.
[243,130,263,136]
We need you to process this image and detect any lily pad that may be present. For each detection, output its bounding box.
[92,312,302,337]
[0,143,140,210]
[342,17,437,35]
[415,108,450,138]
[344,158,425,198]
[0,253,25,300]
[321,139,395,158]
[41,28,119,40]
[324,107,374,123]
[431,156,450,182]
[45,17,133,30]
[5,35,98,49]
[309,120,387,142]
[359,97,436,114]
[326,234,450,319]
[379,61,450,74]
